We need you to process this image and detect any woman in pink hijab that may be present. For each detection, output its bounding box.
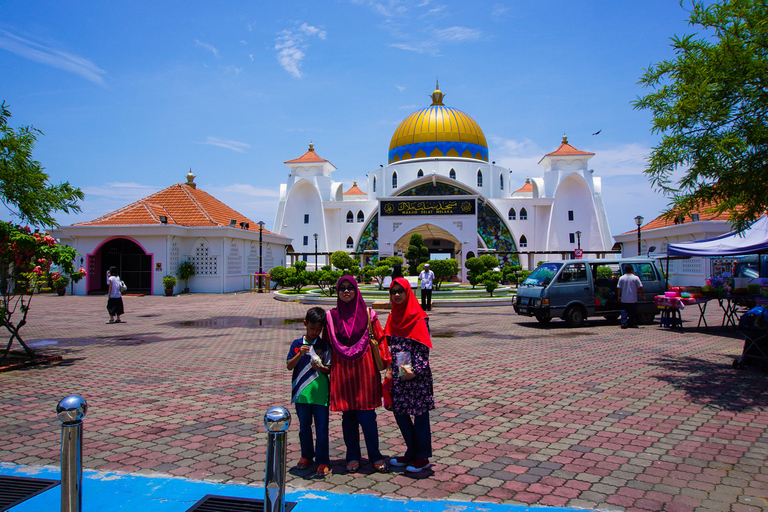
[325,275,391,473]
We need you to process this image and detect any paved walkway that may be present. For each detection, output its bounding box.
[1,291,767,512]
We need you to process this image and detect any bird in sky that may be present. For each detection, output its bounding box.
[592,130,602,135]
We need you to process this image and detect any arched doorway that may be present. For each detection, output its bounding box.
[89,238,152,294]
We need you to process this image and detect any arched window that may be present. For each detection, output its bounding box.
[520,208,528,220]
[477,170,483,187]
[346,236,354,249]
[508,208,516,221]
[500,174,504,190]
[357,210,364,223]
[417,169,424,178]
[392,172,398,188]
[449,169,456,180]
[346,211,354,223]
[519,235,528,248]
[373,176,376,192]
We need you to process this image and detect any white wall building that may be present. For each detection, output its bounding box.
[275,85,614,277]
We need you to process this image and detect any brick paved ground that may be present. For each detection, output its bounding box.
[1,291,768,512]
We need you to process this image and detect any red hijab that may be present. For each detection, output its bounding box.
[384,277,432,348]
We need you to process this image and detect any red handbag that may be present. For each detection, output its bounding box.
[382,376,393,409]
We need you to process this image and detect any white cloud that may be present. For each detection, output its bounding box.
[194,39,220,59]
[396,85,405,92]
[433,26,482,42]
[274,23,326,78]
[0,29,106,85]
[197,137,251,153]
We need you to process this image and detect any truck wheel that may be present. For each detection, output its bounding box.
[535,315,552,324]
[564,306,586,328]
[637,312,656,325]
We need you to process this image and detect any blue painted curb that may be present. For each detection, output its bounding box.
[0,463,582,512]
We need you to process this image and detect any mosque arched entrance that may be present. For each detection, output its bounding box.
[88,237,152,294]
[393,224,462,261]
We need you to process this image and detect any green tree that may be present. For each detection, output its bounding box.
[0,102,83,227]
[404,234,429,275]
[269,266,288,289]
[308,267,343,296]
[465,257,486,289]
[633,0,768,231]
[427,259,459,290]
[284,260,308,292]
[176,260,195,292]
[502,265,524,286]
[481,270,502,297]
[596,265,614,279]
[330,250,357,274]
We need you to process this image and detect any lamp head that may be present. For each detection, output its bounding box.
[257,220,266,231]
[634,215,644,227]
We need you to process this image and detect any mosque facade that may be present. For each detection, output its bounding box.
[274,86,613,277]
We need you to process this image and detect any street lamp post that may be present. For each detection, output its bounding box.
[634,215,644,256]
[313,233,318,270]
[257,220,265,292]
[575,230,581,250]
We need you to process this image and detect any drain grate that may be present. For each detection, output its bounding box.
[186,495,297,512]
[0,475,60,511]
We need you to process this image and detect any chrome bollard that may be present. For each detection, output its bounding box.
[57,395,87,512]
[264,406,291,512]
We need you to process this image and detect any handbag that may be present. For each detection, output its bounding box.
[119,280,127,294]
[367,307,387,372]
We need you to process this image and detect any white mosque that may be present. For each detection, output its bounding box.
[274,85,613,276]
[55,84,614,295]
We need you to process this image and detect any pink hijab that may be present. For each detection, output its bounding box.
[328,276,370,362]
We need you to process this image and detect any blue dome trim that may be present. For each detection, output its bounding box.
[388,141,488,163]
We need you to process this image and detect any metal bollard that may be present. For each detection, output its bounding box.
[264,406,291,512]
[57,395,88,512]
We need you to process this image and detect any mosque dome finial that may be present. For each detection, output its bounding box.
[309,142,314,152]
[562,135,568,144]
[186,168,196,189]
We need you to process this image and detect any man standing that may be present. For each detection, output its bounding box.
[617,264,645,329]
[418,263,435,311]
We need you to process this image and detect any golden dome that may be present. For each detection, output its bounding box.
[388,85,488,164]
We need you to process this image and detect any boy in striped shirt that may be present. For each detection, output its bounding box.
[286,307,331,476]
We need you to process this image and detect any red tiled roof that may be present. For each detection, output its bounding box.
[343,181,366,195]
[73,183,271,232]
[621,204,733,235]
[513,179,533,194]
[284,143,328,164]
[544,136,595,157]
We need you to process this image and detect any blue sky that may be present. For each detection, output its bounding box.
[1,1,699,236]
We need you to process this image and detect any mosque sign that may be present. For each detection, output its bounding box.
[380,199,476,217]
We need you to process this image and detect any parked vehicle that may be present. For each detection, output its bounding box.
[732,254,768,279]
[513,258,667,327]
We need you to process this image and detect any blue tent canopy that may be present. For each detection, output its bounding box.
[667,216,768,257]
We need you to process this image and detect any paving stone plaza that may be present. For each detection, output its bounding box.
[1,292,767,512]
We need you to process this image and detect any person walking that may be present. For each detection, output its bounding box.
[617,264,645,329]
[106,266,125,324]
[418,263,435,311]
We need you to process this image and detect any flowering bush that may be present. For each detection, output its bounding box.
[0,221,81,360]
[70,267,87,283]
[50,272,69,289]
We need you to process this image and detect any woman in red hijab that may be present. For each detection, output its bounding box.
[384,277,434,473]
[325,275,391,473]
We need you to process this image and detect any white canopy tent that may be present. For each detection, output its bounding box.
[667,217,768,257]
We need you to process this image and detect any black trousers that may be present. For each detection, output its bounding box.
[420,288,432,311]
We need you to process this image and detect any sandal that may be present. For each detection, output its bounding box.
[373,459,389,473]
[345,460,359,473]
[296,458,312,470]
[316,464,330,477]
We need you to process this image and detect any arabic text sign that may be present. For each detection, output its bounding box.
[380,199,476,217]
